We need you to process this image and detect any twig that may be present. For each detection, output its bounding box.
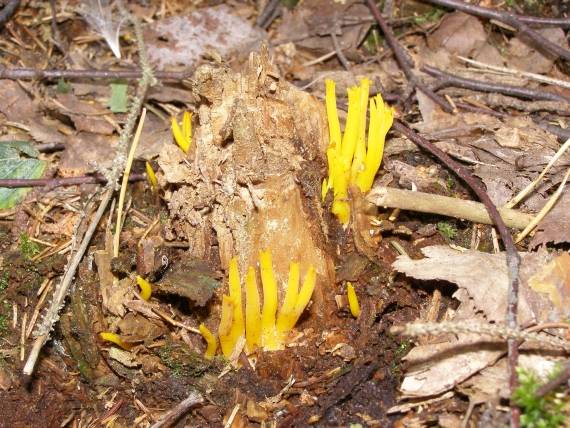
[256,0,281,29]
[515,166,570,243]
[424,65,570,103]
[507,137,570,209]
[392,120,521,423]
[364,0,453,113]
[367,186,534,229]
[515,16,570,28]
[23,7,156,378]
[330,30,350,70]
[391,321,570,352]
[0,0,19,28]
[0,173,145,188]
[421,0,570,61]
[457,56,570,90]
[150,391,204,428]
[535,360,570,398]
[0,67,190,81]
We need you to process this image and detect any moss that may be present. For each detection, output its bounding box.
[514,366,566,428]
[437,222,457,240]
[19,233,40,260]
[158,342,222,378]
[0,271,8,292]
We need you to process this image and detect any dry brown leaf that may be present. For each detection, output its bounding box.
[274,0,371,56]
[393,246,545,324]
[427,12,487,56]
[531,191,570,248]
[0,80,37,121]
[507,27,569,74]
[527,252,570,321]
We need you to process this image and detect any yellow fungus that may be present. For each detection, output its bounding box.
[291,265,317,328]
[145,161,158,192]
[347,282,361,318]
[260,250,279,350]
[99,332,133,350]
[218,295,236,358]
[211,251,317,358]
[199,323,217,359]
[135,275,152,301]
[276,262,300,336]
[171,111,192,153]
[245,266,261,351]
[228,257,245,347]
[324,79,394,224]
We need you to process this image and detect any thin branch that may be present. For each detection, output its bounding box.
[391,321,570,352]
[424,65,570,103]
[392,120,521,424]
[23,7,156,378]
[422,0,570,61]
[457,56,570,90]
[515,15,570,28]
[150,391,204,428]
[330,30,350,70]
[365,0,453,113]
[0,173,144,188]
[366,186,534,230]
[0,67,191,81]
[0,0,19,28]
[535,360,570,398]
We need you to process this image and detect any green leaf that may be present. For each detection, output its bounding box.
[109,82,128,113]
[0,141,46,209]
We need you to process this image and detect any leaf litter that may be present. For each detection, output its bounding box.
[0,0,569,426]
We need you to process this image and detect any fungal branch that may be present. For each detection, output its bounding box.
[322,79,394,225]
[199,251,317,360]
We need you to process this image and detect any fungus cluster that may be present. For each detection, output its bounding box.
[200,251,317,359]
[322,79,394,225]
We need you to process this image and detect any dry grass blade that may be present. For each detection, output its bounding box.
[515,167,570,243]
[506,137,570,209]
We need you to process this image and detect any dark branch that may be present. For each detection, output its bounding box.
[422,0,570,61]
[0,0,19,28]
[0,67,192,81]
[423,65,570,103]
[365,0,453,113]
[0,173,145,189]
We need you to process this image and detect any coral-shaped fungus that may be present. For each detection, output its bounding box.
[322,78,394,225]
[201,251,317,359]
[171,111,192,153]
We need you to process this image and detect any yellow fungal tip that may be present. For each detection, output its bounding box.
[347,282,361,318]
[199,323,217,359]
[323,79,393,224]
[210,252,317,358]
[135,275,152,301]
[145,161,158,192]
[99,332,133,350]
[171,111,192,153]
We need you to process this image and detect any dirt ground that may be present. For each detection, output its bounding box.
[0,0,569,427]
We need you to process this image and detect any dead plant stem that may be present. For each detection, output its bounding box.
[22,8,156,377]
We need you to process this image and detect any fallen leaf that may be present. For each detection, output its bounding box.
[428,12,487,56]
[507,27,568,74]
[527,253,570,321]
[0,80,37,121]
[393,246,541,324]
[0,141,46,209]
[530,191,570,248]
